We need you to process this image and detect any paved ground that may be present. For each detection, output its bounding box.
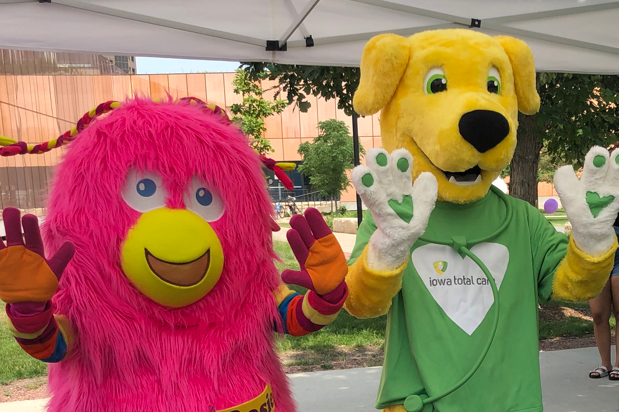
[2,347,616,412]
[292,348,619,412]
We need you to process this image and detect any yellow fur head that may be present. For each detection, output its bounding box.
[354,29,540,203]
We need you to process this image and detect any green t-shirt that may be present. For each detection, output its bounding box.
[349,188,568,412]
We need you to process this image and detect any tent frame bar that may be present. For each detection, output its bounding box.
[487,1,619,24]
[282,0,311,39]
[349,0,471,25]
[482,22,619,57]
[287,23,458,47]
[278,0,320,46]
[300,0,619,57]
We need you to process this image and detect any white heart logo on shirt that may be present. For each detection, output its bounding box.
[411,243,509,335]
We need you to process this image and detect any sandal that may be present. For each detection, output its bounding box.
[589,366,609,379]
[610,367,619,380]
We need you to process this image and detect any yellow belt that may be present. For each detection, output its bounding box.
[218,385,274,412]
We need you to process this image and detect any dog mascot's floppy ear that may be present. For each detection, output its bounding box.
[494,36,541,115]
[353,34,410,116]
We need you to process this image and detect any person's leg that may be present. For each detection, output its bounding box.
[611,276,619,371]
[589,279,612,377]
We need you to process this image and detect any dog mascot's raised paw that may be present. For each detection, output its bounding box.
[554,146,619,256]
[351,148,437,271]
[0,98,348,412]
[340,29,617,412]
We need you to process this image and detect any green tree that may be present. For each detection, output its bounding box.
[243,64,619,207]
[537,147,563,183]
[241,64,359,116]
[510,73,619,206]
[298,120,364,212]
[229,69,288,155]
[242,63,364,219]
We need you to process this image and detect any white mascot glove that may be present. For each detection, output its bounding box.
[351,148,438,271]
[554,146,619,256]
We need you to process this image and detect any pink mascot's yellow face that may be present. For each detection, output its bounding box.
[120,171,225,308]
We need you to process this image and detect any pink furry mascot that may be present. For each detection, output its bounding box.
[0,97,349,412]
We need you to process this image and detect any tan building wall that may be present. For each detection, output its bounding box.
[0,73,383,211]
[0,72,555,212]
[1,49,126,75]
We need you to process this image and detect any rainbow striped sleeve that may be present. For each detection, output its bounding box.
[272,284,348,337]
[5,303,74,363]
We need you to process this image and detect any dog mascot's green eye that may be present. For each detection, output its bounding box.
[487,67,502,94]
[487,77,501,94]
[424,68,447,94]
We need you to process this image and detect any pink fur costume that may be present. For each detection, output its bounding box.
[39,98,294,412]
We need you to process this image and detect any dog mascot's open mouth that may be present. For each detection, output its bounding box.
[443,166,482,186]
[420,149,484,187]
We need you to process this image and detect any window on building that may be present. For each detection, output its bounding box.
[0,166,54,213]
[263,161,331,202]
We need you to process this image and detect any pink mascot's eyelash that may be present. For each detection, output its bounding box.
[0,96,295,191]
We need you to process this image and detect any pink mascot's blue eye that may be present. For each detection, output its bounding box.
[196,188,213,206]
[136,179,157,197]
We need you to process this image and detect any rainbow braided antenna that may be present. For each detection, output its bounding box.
[260,155,296,191]
[0,97,232,157]
[178,97,233,125]
[0,100,121,157]
[178,98,297,188]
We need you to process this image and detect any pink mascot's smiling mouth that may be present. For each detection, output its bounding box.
[145,249,211,287]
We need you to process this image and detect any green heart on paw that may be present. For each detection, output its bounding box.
[388,195,414,223]
[586,191,615,218]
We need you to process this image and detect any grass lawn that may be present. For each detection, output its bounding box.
[546,217,569,228]
[0,302,48,385]
[539,316,594,340]
[0,240,610,383]
[539,299,615,340]
[540,208,569,227]
[273,240,386,352]
[272,241,385,370]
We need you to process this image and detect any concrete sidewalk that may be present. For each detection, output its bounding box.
[1,347,617,412]
[293,347,619,412]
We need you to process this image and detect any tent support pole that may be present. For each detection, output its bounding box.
[352,112,363,227]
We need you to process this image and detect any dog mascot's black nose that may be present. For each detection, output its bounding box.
[459,110,510,153]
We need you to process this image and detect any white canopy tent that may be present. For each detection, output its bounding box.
[1,0,619,74]
[1,0,618,223]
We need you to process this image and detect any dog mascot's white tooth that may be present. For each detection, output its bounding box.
[338,29,618,412]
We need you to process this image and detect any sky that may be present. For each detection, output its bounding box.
[136,57,240,74]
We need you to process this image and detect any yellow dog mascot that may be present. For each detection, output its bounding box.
[340,29,619,412]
